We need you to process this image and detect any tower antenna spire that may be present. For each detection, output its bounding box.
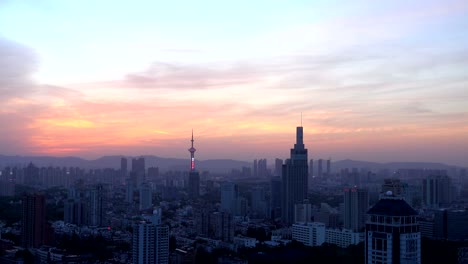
[301,112,303,127]
[189,129,196,171]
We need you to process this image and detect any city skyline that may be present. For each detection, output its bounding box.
[1,1,468,166]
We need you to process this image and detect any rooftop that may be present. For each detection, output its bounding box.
[367,198,417,216]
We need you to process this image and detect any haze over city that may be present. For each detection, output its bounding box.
[1,0,467,166]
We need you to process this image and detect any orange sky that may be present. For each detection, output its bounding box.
[1,1,468,166]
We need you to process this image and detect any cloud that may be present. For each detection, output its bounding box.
[0,37,38,99]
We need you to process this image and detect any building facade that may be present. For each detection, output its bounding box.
[365,196,420,264]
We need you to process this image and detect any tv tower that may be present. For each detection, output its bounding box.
[188,129,196,171]
[188,130,200,198]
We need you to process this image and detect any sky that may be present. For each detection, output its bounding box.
[1,0,468,166]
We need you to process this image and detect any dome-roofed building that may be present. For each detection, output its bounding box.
[365,192,420,264]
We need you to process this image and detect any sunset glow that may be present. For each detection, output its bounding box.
[0,0,467,165]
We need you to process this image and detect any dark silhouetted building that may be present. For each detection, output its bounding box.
[282,126,308,224]
[422,175,452,208]
[21,194,46,248]
[270,176,282,219]
[344,187,369,232]
[318,159,323,177]
[275,158,283,177]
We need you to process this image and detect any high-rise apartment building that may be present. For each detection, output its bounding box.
[87,184,105,226]
[275,158,283,177]
[21,193,46,248]
[365,196,420,264]
[344,187,369,232]
[281,126,308,225]
[317,159,323,177]
[132,209,169,264]
[121,157,127,183]
[221,182,239,214]
[139,183,152,211]
[422,175,452,208]
[131,157,146,187]
[270,176,282,219]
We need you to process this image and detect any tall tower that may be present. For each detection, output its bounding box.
[188,130,200,198]
[282,126,308,225]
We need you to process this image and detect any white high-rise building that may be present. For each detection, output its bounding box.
[132,209,169,264]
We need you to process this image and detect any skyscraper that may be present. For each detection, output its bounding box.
[326,159,331,176]
[365,195,420,264]
[21,193,46,248]
[344,187,369,232]
[282,126,308,225]
[188,130,200,199]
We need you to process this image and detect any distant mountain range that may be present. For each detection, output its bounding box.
[0,155,251,173]
[0,155,463,173]
[331,159,462,171]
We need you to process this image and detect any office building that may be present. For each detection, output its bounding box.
[326,159,331,176]
[344,187,369,232]
[325,228,361,248]
[292,222,326,247]
[281,126,308,224]
[365,195,420,264]
[21,194,46,248]
[434,209,468,241]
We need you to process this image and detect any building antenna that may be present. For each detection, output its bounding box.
[301,112,303,127]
